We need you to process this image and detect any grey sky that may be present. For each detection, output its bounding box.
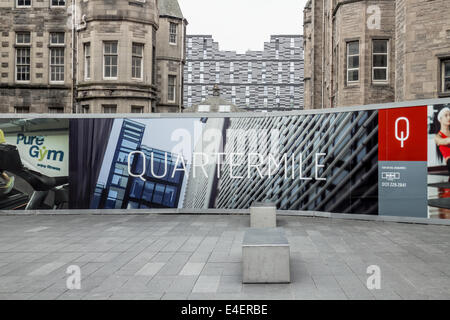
[178,0,307,53]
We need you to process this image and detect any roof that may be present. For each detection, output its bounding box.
[158,0,184,19]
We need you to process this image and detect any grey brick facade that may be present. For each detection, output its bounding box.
[184,35,304,111]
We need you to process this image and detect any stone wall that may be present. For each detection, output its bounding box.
[0,2,73,113]
[304,0,450,109]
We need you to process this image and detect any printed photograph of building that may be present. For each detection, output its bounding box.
[89,118,203,209]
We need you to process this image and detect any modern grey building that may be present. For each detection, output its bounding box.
[184,35,304,111]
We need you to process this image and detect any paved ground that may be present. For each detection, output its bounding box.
[0,214,449,300]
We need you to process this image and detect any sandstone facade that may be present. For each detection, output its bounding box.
[304,0,450,109]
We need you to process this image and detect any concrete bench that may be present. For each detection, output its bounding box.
[250,202,277,228]
[242,227,290,283]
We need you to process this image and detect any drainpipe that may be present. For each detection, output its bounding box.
[71,0,75,113]
[321,0,325,109]
[179,19,186,113]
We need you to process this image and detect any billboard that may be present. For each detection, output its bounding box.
[0,102,448,220]
[0,119,69,210]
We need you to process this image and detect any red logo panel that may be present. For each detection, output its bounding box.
[378,106,427,162]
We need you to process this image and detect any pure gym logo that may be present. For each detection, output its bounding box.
[16,134,65,162]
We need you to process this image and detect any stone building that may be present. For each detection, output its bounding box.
[0,0,187,114]
[184,35,304,111]
[303,0,450,109]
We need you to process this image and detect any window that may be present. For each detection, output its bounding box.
[200,62,204,72]
[15,32,31,82]
[198,105,210,112]
[201,86,206,96]
[200,73,204,83]
[168,75,176,102]
[230,62,234,72]
[14,106,29,113]
[290,62,295,72]
[50,32,64,45]
[215,73,220,83]
[187,86,192,96]
[17,0,31,7]
[132,43,143,80]
[51,0,65,6]
[131,106,144,113]
[48,107,64,113]
[188,74,192,83]
[169,22,177,44]
[215,62,220,72]
[347,41,359,83]
[102,105,117,113]
[245,86,250,97]
[373,40,388,82]
[231,86,236,96]
[50,32,65,82]
[219,105,230,112]
[81,105,89,113]
[16,32,30,44]
[278,62,283,72]
[442,59,450,93]
[290,38,295,48]
[188,62,192,72]
[103,41,118,79]
[247,73,252,83]
[230,74,234,83]
[84,43,90,80]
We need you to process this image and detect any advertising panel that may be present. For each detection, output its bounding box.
[0,102,448,220]
[427,103,450,219]
[0,119,69,210]
[378,106,428,218]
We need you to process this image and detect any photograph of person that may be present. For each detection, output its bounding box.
[427,104,450,219]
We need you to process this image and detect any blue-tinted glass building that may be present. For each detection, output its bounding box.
[93,119,185,209]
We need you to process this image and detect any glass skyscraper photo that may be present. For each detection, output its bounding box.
[92,119,186,209]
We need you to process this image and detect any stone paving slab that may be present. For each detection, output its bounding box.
[0,214,449,300]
